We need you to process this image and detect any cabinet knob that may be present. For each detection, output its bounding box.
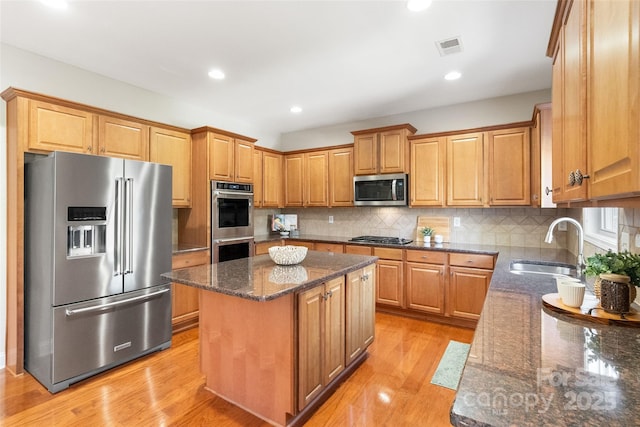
[574,169,590,186]
[545,186,552,196]
[87,145,92,152]
[568,171,576,186]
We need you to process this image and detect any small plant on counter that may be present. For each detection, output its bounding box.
[585,251,640,287]
[421,227,434,238]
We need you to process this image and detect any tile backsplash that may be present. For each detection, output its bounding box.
[255,207,570,249]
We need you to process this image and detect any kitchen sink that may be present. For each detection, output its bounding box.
[509,260,578,278]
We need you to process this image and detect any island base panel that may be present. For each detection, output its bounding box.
[199,290,295,426]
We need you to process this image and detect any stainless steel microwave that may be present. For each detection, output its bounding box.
[353,173,408,206]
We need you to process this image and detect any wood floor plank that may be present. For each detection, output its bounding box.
[0,312,473,426]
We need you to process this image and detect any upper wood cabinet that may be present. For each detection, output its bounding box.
[550,0,588,203]
[263,151,284,208]
[284,150,329,207]
[487,127,530,206]
[447,132,485,207]
[549,0,640,204]
[193,127,256,183]
[409,136,446,206]
[587,0,640,199]
[149,126,192,207]
[98,115,149,161]
[253,150,264,208]
[351,124,416,175]
[28,100,94,154]
[531,103,555,208]
[328,147,353,207]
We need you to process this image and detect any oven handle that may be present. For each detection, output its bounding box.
[213,237,255,244]
[64,288,170,317]
[213,190,254,197]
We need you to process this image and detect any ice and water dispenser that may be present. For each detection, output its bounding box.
[67,207,107,257]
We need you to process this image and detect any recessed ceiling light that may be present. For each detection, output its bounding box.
[407,0,432,12]
[290,106,302,114]
[208,69,225,80]
[444,71,462,81]
[40,0,68,9]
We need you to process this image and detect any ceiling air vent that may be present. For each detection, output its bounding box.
[436,36,463,56]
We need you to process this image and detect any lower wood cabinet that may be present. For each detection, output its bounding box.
[171,249,209,332]
[298,276,345,410]
[447,252,494,321]
[374,247,404,307]
[254,240,282,255]
[315,242,344,253]
[346,263,376,365]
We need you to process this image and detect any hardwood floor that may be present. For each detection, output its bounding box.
[0,313,474,426]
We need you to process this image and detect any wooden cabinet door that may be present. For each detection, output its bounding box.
[410,137,446,206]
[284,154,304,206]
[315,242,344,253]
[28,100,94,154]
[324,277,345,385]
[298,285,324,409]
[379,129,406,174]
[209,133,234,181]
[346,266,375,366]
[375,259,404,307]
[556,0,588,203]
[406,262,445,314]
[448,266,492,321]
[263,152,283,208]
[254,240,282,255]
[487,127,530,206]
[587,0,640,199]
[353,133,378,175]
[305,151,329,207]
[447,133,485,206]
[234,138,254,183]
[298,277,345,410]
[99,115,149,161]
[149,127,192,207]
[171,250,209,332]
[329,147,353,206]
[253,150,263,207]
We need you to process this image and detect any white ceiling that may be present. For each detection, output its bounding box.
[0,0,556,136]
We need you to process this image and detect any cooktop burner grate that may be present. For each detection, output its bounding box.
[349,236,413,245]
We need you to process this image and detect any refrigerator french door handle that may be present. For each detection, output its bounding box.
[64,288,170,317]
[114,178,124,276]
[124,178,134,274]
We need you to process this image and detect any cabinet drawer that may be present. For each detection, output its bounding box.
[405,249,446,265]
[172,250,210,269]
[315,242,344,253]
[255,240,282,255]
[345,245,373,256]
[373,247,403,261]
[289,240,315,250]
[449,253,494,269]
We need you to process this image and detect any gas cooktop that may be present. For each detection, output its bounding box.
[349,236,413,245]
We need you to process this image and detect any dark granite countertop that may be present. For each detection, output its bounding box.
[161,251,377,302]
[451,246,640,426]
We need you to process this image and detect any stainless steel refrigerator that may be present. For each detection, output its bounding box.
[25,151,172,393]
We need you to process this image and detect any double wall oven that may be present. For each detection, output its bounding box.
[211,180,254,262]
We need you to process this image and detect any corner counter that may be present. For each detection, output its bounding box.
[451,246,640,426]
[161,251,378,427]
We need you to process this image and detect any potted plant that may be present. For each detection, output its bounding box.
[585,251,640,300]
[421,227,434,244]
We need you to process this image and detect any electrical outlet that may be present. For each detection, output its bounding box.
[453,217,461,227]
[328,216,334,224]
[558,222,567,231]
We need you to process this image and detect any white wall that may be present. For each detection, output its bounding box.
[278,89,551,151]
[0,43,551,369]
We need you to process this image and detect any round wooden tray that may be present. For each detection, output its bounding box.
[542,293,640,327]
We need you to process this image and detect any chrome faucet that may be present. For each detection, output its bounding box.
[544,217,585,276]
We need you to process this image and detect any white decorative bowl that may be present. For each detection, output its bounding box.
[268,245,308,265]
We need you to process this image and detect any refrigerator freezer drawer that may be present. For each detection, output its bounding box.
[50,285,171,389]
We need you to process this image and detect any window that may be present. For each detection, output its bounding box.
[583,207,618,251]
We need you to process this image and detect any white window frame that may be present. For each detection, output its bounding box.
[583,207,618,251]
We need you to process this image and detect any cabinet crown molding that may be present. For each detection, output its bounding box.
[191,126,257,143]
[350,123,417,136]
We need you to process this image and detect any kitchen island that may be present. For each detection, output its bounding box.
[162,251,377,427]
